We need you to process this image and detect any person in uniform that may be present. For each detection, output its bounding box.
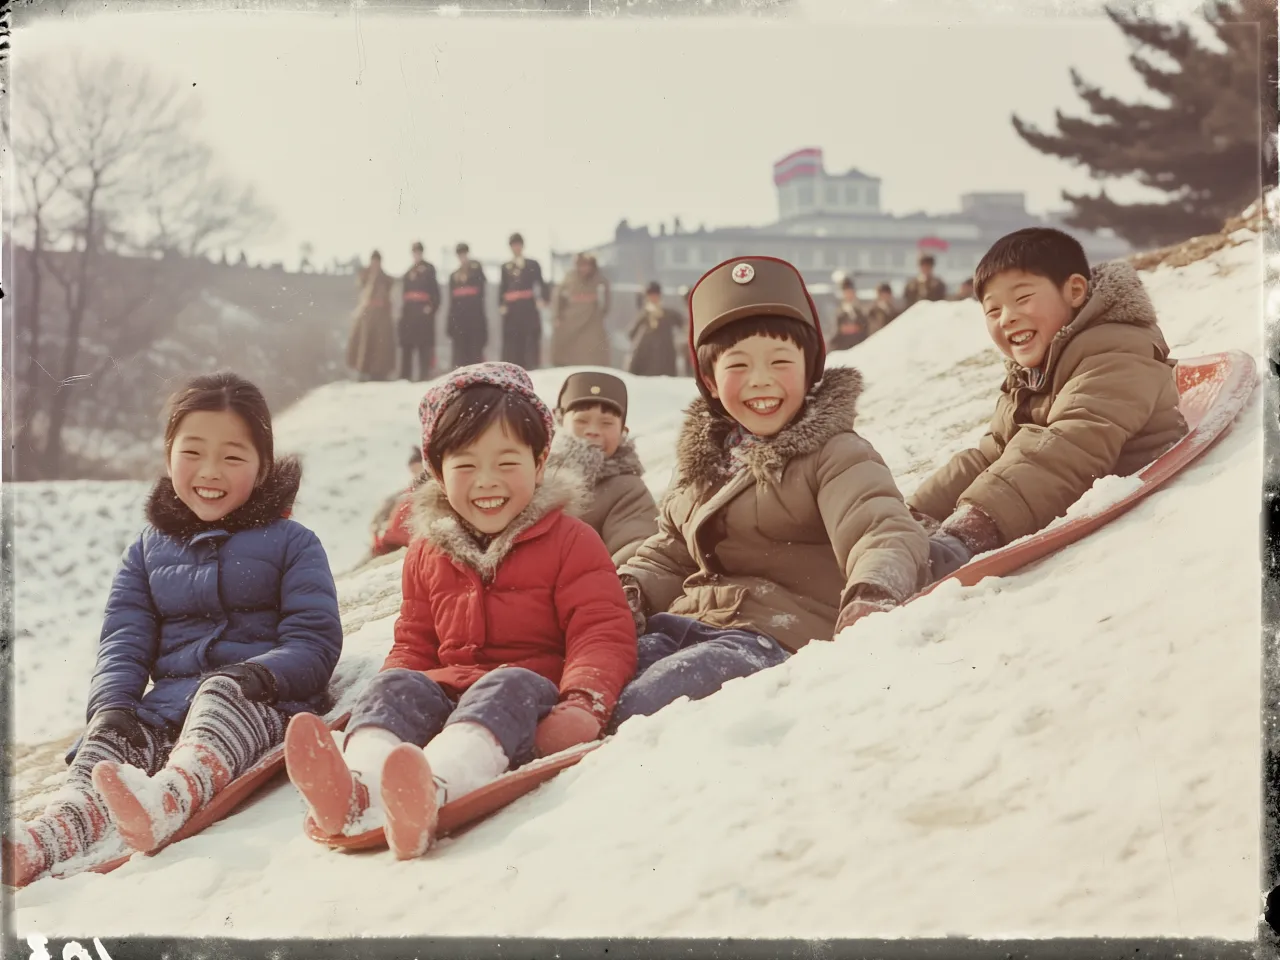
[400,241,441,381]
[829,276,871,351]
[627,281,683,377]
[446,242,488,369]
[903,254,948,307]
[498,232,551,370]
[868,282,900,333]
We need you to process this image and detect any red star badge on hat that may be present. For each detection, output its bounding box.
[732,262,755,284]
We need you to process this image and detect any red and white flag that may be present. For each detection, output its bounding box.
[773,148,824,186]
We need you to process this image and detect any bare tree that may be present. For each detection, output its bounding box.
[10,54,273,479]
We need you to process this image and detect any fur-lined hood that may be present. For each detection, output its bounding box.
[146,456,302,540]
[546,431,646,489]
[672,365,864,492]
[1006,259,1167,388]
[406,468,590,581]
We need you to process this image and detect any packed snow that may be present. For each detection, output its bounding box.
[11,231,1263,939]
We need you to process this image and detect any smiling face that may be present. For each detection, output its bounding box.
[708,334,807,437]
[438,419,544,534]
[167,409,263,522]
[564,403,625,457]
[982,268,1089,369]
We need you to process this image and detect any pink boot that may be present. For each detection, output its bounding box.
[380,744,439,861]
[284,712,368,835]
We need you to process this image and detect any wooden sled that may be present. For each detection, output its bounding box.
[303,740,603,852]
[917,349,1257,596]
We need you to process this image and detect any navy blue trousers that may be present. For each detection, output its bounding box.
[346,667,560,767]
[608,613,790,732]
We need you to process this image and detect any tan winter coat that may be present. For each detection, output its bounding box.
[347,266,397,379]
[546,432,659,567]
[552,264,612,366]
[908,260,1188,544]
[620,367,929,652]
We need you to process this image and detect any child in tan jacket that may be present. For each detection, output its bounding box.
[910,227,1188,580]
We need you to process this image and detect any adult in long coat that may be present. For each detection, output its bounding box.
[347,251,397,381]
[551,253,612,367]
[627,281,683,377]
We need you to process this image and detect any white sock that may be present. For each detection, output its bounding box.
[342,727,402,810]
[422,722,510,805]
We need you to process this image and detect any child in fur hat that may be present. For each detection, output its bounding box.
[910,228,1188,582]
[284,362,636,861]
[545,371,659,567]
[612,257,929,729]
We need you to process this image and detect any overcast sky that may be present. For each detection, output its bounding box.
[14,0,1219,275]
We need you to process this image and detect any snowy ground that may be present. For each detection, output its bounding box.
[10,231,1264,938]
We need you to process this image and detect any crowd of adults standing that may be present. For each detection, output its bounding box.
[345,238,975,385]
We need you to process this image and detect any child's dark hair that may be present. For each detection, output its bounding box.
[973,227,1091,301]
[564,400,622,421]
[695,315,821,389]
[426,384,550,476]
[164,372,273,480]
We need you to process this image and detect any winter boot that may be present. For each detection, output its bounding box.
[2,790,111,886]
[379,743,439,860]
[285,712,369,835]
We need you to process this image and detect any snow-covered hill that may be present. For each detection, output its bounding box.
[10,228,1264,939]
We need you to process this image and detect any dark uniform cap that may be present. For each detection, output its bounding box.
[686,256,827,406]
[509,232,524,246]
[411,241,424,253]
[456,242,470,255]
[557,371,628,421]
[646,281,662,296]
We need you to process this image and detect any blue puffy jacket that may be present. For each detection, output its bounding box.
[69,457,342,761]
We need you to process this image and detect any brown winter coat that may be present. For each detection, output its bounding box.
[620,366,929,652]
[908,260,1188,544]
[903,275,947,307]
[546,432,659,567]
[552,263,612,366]
[347,266,397,379]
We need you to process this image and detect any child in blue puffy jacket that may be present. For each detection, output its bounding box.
[4,372,343,885]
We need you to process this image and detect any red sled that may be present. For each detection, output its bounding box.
[303,740,602,852]
[916,350,1257,597]
[4,711,351,888]
[302,350,1257,854]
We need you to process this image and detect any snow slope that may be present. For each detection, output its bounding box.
[11,232,1264,938]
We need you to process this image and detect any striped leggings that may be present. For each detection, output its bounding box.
[26,675,287,872]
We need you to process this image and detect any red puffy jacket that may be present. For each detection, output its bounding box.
[382,471,637,722]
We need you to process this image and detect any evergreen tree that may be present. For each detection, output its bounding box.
[1013,0,1277,249]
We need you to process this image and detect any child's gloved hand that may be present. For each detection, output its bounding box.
[90,707,150,750]
[620,575,647,637]
[534,693,603,758]
[211,662,279,705]
[929,502,1003,581]
[833,584,898,637]
[927,532,973,581]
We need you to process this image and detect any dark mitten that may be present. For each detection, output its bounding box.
[939,503,1003,556]
[88,707,149,751]
[211,662,279,705]
[620,575,647,637]
[927,532,974,582]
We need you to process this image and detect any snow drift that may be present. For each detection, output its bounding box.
[11,228,1264,939]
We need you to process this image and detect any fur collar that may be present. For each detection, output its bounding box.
[406,468,589,581]
[672,366,864,492]
[146,456,302,541]
[1007,259,1166,388]
[546,431,645,489]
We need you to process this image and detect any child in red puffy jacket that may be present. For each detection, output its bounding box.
[284,362,637,860]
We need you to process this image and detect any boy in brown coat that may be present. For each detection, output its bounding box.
[910,227,1189,581]
[546,371,659,567]
[610,256,929,728]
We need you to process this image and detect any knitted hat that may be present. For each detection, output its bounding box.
[418,362,555,463]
